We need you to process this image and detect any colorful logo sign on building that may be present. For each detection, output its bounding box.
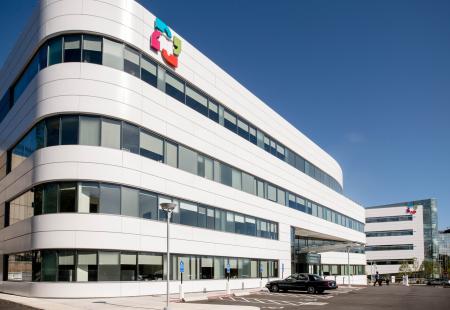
[406,204,417,215]
[150,18,181,68]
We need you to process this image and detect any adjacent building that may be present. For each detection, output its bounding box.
[365,199,438,276]
[0,0,366,297]
[438,228,450,277]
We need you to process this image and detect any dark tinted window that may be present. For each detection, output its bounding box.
[122,122,139,154]
[141,56,157,87]
[60,116,79,145]
[48,37,62,65]
[59,183,76,212]
[165,73,184,102]
[45,117,60,146]
[63,35,81,62]
[186,85,208,116]
[124,46,140,77]
[82,35,102,64]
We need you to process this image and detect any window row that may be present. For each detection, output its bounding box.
[364,244,414,251]
[5,249,278,282]
[0,33,343,194]
[365,215,413,223]
[5,114,364,232]
[367,260,414,266]
[5,181,278,240]
[365,230,413,238]
[321,264,366,276]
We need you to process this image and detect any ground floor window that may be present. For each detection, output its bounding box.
[5,249,278,282]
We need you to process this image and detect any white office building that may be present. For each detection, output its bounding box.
[0,0,366,297]
[365,199,438,277]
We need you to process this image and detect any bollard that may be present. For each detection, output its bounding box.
[179,284,184,300]
[391,276,395,284]
[226,281,231,295]
[405,275,409,286]
[259,279,263,289]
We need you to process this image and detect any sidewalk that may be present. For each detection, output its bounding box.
[0,288,263,310]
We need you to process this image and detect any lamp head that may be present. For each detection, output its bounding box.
[160,202,176,212]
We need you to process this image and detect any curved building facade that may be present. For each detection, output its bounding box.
[0,0,366,297]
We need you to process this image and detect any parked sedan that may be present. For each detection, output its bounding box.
[266,273,338,294]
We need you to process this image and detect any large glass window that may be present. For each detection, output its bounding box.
[124,46,140,77]
[199,257,214,279]
[234,214,245,234]
[78,182,99,213]
[180,201,198,227]
[45,117,60,147]
[122,122,139,154]
[186,85,208,116]
[43,183,58,214]
[206,207,215,229]
[61,116,79,145]
[63,35,81,62]
[79,116,100,146]
[39,43,48,69]
[215,209,225,232]
[164,141,178,168]
[237,119,249,140]
[231,169,241,190]
[178,146,197,174]
[7,252,32,282]
[141,56,157,87]
[220,163,232,186]
[277,188,286,206]
[140,130,163,162]
[139,191,158,220]
[138,253,163,281]
[245,216,256,236]
[13,55,38,102]
[41,250,57,281]
[238,258,251,278]
[99,184,121,215]
[120,252,137,281]
[266,184,277,202]
[48,37,62,66]
[101,118,121,149]
[82,35,102,64]
[59,182,76,212]
[226,212,235,233]
[103,38,123,70]
[98,251,120,281]
[165,73,185,103]
[197,205,207,228]
[58,250,75,281]
[121,187,139,217]
[224,109,237,133]
[77,251,97,281]
[208,100,219,123]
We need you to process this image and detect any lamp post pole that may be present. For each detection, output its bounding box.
[161,202,176,310]
[347,246,351,288]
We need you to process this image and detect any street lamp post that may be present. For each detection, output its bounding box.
[160,202,177,310]
[346,246,351,288]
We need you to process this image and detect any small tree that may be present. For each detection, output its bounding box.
[399,260,412,277]
[412,258,420,280]
[420,260,434,279]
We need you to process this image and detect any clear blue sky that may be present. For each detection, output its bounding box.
[0,0,448,229]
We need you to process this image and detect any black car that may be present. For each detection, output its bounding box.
[266,273,338,294]
[427,278,450,286]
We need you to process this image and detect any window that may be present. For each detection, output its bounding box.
[297,197,306,212]
[124,46,140,77]
[139,191,157,220]
[140,130,163,162]
[79,116,100,146]
[256,180,265,198]
[266,184,277,202]
[103,38,123,70]
[38,44,48,70]
[122,122,139,154]
[238,258,251,278]
[206,208,215,229]
[7,252,32,282]
[165,73,184,103]
[45,117,59,146]
[245,216,256,236]
[58,250,75,281]
[263,136,270,152]
[225,212,234,233]
[237,119,249,140]
[78,182,99,213]
[242,172,256,195]
[41,250,57,281]
[227,258,238,278]
[208,100,219,123]
[197,155,205,177]
[276,144,285,160]
[256,129,264,148]
[59,183,76,212]
[63,35,81,62]
[178,145,197,174]
[120,252,137,281]
[249,127,257,144]
[48,37,62,66]
[180,201,198,227]
[200,257,213,279]
[220,163,232,186]
[0,92,10,124]
[121,187,139,217]
[197,205,206,228]
[186,85,208,116]
[277,188,286,205]
[141,56,157,87]
[231,169,241,190]
[204,156,213,180]
[234,214,245,234]
[164,141,178,168]
[77,251,97,281]
[13,55,38,102]
[214,257,224,279]
[82,35,102,64]
[98,251,120,281]
[138,253,163,281]
[60,116,78,145]
[215,209,225,231]
[101,118,121,149]
[224,109,237,133]
[43,183,58,214]
[99,184,121,215]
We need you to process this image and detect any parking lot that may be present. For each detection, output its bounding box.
[189,285,450,310]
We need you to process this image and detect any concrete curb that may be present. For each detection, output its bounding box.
[233,291,250,296]
[182,295,208,302]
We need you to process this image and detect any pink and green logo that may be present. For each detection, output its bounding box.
[151,18,181,68]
